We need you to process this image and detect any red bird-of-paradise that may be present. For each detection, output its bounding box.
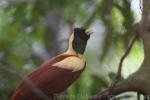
[11,28,94,100]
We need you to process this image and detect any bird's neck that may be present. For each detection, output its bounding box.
[65,45,77,55]
[64,34,76,55]
[65,46,85,61]
[64,34,85,61]
[72,35,87,54]
[64,41,85,60]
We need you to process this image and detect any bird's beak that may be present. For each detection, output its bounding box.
[85,29,95,35]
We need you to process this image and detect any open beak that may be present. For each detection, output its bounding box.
[85,29,95,35]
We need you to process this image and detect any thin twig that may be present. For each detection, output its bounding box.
[144,95,148,100]
[137,92,141,100]
[109,32,139,95]
[139,0,142,12]
[115,33,138,80]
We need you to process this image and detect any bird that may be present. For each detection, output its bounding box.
[11,28,94,100]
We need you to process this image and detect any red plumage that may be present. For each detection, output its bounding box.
[11,54,85,100]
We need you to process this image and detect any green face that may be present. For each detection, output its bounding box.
[72,28,90,54]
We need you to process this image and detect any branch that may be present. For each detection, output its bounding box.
[111,24,141,87]
[89,78,147,100]
[90,0,150,99]
[90,26,140,100]
[89,80,131,100]
[115,33,138,80]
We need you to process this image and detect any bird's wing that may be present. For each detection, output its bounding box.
[52,56,85,72]
[11,54,85,100]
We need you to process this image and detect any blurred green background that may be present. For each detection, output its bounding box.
[0,0,144,100]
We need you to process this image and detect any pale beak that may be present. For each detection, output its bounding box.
[85,29,95,35]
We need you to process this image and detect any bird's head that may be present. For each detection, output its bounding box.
[69,28,94,54]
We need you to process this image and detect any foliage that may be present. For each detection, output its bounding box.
[0,0,143,100]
